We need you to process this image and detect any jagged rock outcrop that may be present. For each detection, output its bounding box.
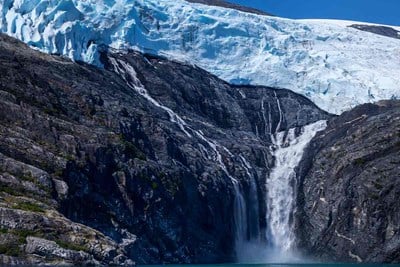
[0,33,330,265]
[350,24,400,39]
[184,0,272,16]
[296,100,400,263]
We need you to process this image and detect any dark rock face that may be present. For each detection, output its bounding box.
[185,0,272,16]
[350,24,400,39]
[296,101,400,263]
[0,33,329,265]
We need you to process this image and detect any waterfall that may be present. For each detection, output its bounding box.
[109,55,326,262]
[235,157,261,262]
[236,121,327,263]
[233,182,248,243]
[266,120,327,252]
[109,57,252,260]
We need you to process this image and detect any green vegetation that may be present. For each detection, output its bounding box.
[117,134,147,161]
[0,244,22,257]
[20,173,52,195]
[56,239,88,252]
[151,182,158,190]
[52,169,64,178]
[372,181,384,190]
[123,140,146,160]
[63,153,76,162]
[12,202,45,213]
[43,105,62,116]
[0,228,87,253]
[10,229,41,244]
[369,193,380,200]
[158,172,181,197]
[354,158,366,166]
[0,184,23,196]
[20,172,36,183]
[0,181,52,204]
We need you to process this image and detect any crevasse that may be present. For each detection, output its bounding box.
[1,0,400,114]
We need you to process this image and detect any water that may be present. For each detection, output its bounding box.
[143,264,394,267]
[113,58,334,264]
[233,182,248,244]
[112,57,253,263]
[266,121,327,251]
[236,121,328,263]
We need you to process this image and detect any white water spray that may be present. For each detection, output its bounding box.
[110,56,326,262]
[266,120,327,252]
[237,121,326,264]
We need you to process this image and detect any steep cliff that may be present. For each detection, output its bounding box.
[296,100,400,263]
[0,34,330,265]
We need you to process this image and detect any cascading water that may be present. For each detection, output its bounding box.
[109,55,326,263]
[236,120,327,263]
[234,157,261,262]
[266,120,327,254]
[233,182,248,244]
[109,56,251,261]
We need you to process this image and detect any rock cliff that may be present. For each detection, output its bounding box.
[296,100,400,263]
[0,34,329,265]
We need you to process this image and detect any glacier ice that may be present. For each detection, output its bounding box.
[1,0,400,114]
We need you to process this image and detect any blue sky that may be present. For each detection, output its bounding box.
[230,0,400,26]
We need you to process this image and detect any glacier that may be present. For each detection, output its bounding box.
[1,0,400,114]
